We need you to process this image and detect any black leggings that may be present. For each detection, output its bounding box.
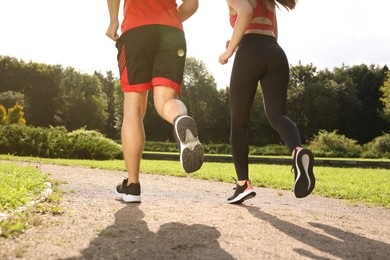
[230,34,301,181]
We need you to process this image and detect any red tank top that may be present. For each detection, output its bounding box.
[121,0,183,33]
[230,0,275,32]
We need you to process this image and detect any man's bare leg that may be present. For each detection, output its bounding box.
[153,86,204,173]
[121,91,148,184]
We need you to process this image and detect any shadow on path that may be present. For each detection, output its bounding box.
[65,204,233,260]
[243,205,390,259]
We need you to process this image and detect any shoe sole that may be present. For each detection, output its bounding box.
[115,189,141,203]
[174,115,204,173]
[228,190,256,204]
[294,149,315,198]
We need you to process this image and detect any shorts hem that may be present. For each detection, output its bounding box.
[152,77,182,95]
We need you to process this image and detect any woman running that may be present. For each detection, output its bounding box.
[219,0,315,204]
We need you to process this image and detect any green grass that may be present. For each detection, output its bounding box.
[0,154,389,208]
[0,162,63,238]
[0,163,50,211]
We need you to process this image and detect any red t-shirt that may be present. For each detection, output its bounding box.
[121,0,183,33]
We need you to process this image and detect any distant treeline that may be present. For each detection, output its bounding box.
[0,55,389,147]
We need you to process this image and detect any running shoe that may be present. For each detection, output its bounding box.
[115,178,141,203]
[227,180,256,204]
[293,148,315,198]
[173,115,204,173]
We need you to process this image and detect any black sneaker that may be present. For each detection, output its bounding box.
[173,115,204,173]
[293,148,315,198]
[227,180,256,204]
[115,178,141,203]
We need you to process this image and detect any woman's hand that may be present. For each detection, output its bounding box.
[219,48,234,65]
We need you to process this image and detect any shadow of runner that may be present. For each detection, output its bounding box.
[242,205,390,259]
[65,204,233,260]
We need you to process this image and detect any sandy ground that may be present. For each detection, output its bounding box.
[0,163,389,260]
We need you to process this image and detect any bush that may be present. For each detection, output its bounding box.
[203,143,231,155]
[249,144,290,156]
[362,133,390,159]
[143,142,290,156]
[308,130,362,158]
[144,141,178,153]
[67,129,122,160]
[0,125,122,160]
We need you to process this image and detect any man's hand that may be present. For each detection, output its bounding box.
[106,21,120,41]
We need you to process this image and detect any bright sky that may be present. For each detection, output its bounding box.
[1,0,389,89]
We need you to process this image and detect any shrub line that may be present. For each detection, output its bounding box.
[141,152,390,169]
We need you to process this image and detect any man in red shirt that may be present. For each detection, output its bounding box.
[106,0,203,203]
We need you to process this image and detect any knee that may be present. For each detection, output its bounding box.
[231,121,249,133]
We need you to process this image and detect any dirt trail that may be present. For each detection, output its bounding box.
[1,163,389,259]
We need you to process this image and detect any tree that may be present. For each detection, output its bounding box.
[346,64,389,143]
[380,71,390,121]
[23,62,63,127]
[0,91,25,109]
[213,87,230,144]
[180,57,222,143]
[0,104,6,125]
[60,68,108,132]
[0,56,26,93]
[94,71,118,139]
[7,103,26,125]
[113,80,124,133]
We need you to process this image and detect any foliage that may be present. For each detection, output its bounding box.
[144,142,289,156]
[1,55,389,147]
[362,133,390,159]
[94,71,118,139]
[0,90,24,109]
[0,56,114,134]
[203,143,231,155]
[6,103,26,125]
[346,64,389,143]
[0,104,6,125]
[181,57,228,143]
[0,124,67,158]
[67,128,122,160]
[0,125,122,160]
[60,68,109,132]
[0,103,27,126]
[380,71,390,121]
[308,130,362,158]
[249,144,290,156]
[144,141,178,153]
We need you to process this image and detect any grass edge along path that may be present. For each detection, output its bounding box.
[0,162,57,238]
[0,154,389,209]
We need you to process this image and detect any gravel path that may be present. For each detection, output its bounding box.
[1,163,389,259]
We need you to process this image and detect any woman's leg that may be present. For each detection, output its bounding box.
[260,45,301,153]
[229,45,260,181]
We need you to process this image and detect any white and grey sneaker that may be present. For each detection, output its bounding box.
[115,178,141,203]
[173,115,204,173]
[293,148,315,198]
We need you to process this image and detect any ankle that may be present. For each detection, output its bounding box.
[238,180,248,186]
[127,179,139,186]
[292,147,302,158]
